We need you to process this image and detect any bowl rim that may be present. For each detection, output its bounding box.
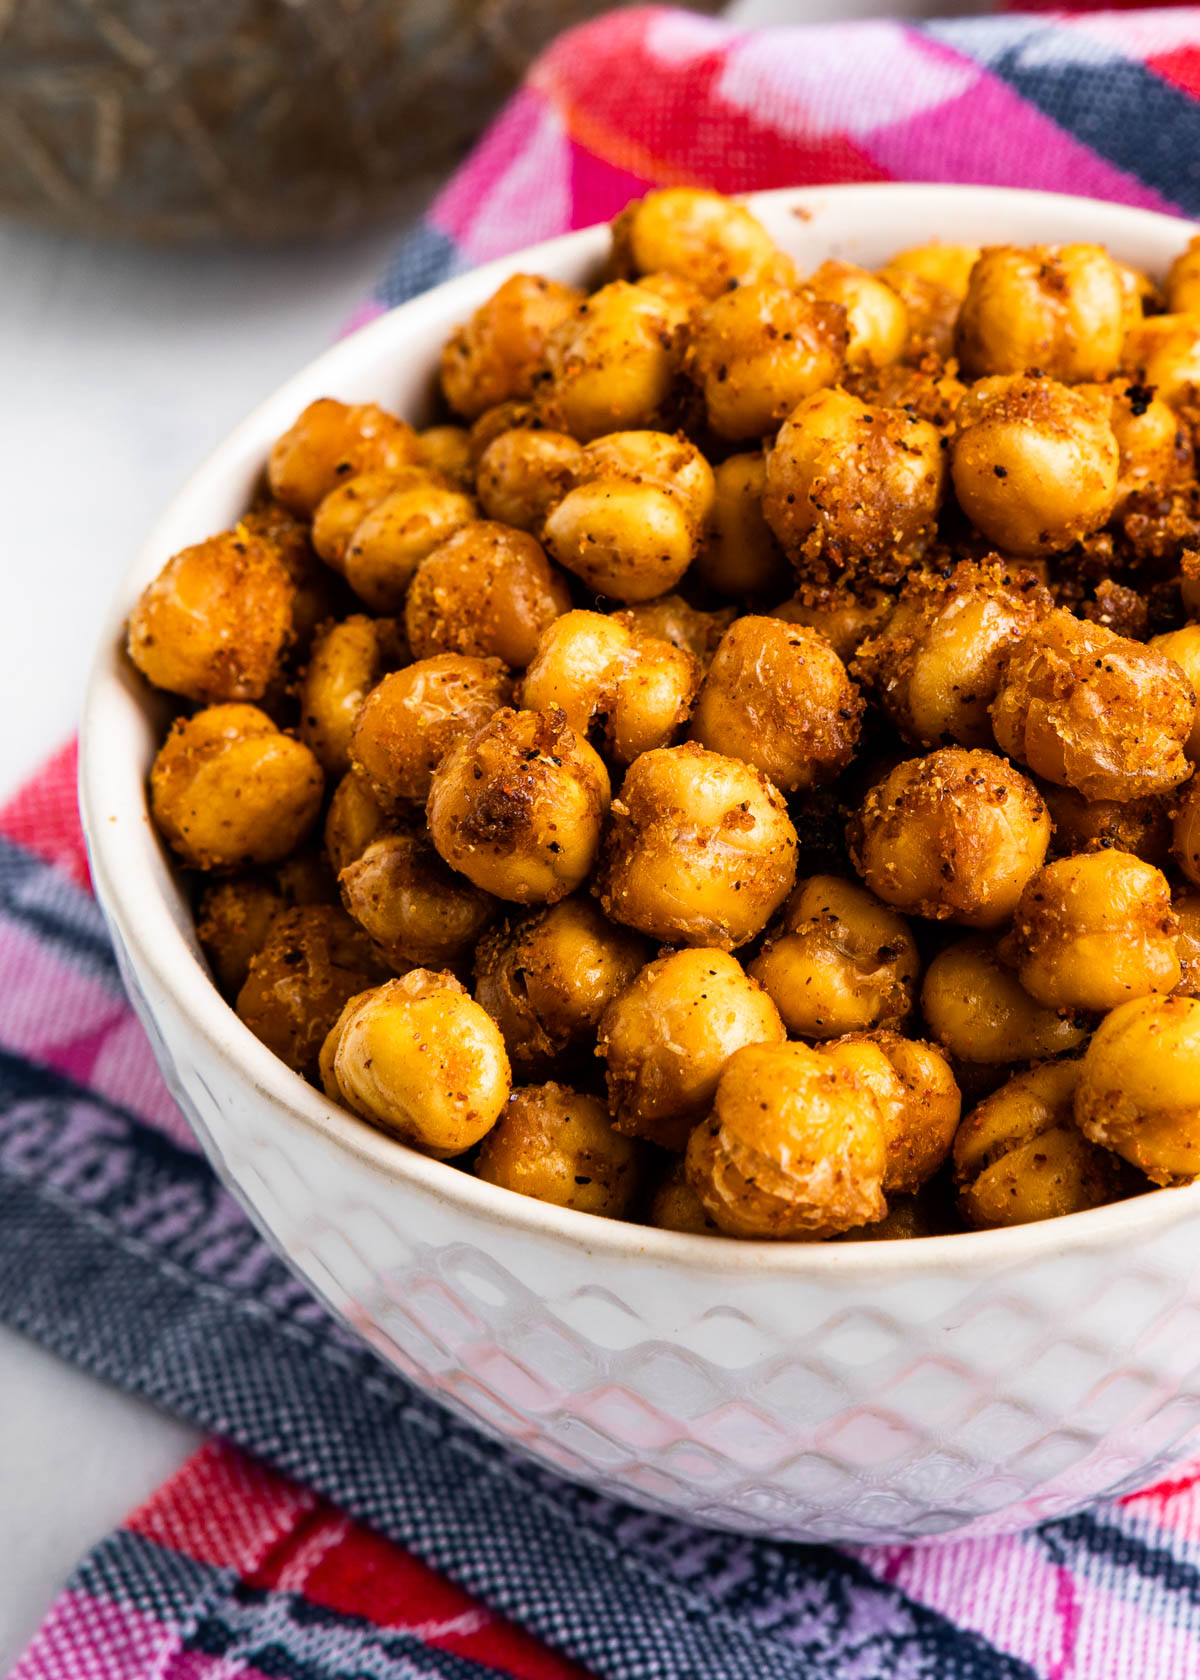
[79,179,1200,1281]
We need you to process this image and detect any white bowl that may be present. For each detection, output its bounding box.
[80,184,1200,1544]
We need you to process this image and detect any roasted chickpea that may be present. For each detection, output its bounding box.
[239,500,338,655]
[416,425,473,486]
[882,243,980,301]
[1043,784,1171,868]
[440,273,584,420]
[951,375,1118,556]
[127,530,295,703]
[686,283,846,440]
[268,398,419,517]
[321,970,510,1157]
[1173,892,1200,995]
[772,582,893,665]
[324,770,391,874]
[991,610,1195,801]
[540,280,689,441]
[468,400,539,461]
[543,477,698,603]
[849,749,1049,928]
[350,655,513,809]
[476,1083,643,1217]
[339,831,497,969]
[598,949,785,1150]
[197,875,285,996]
[579,429,715,524]
[874,265,958,361]
[689,616,862,793]
[150,704,324,871]
[1075,994,1200,1184]
[1150,624,1200,758]
[427,707,610,904]
[298,615,404,775]
[808,261,907,368]
[826,1030,960,1194]
[405,523,570,669]
[613,596,736,664]
[648,1159,720,1235]
[311,467,435,571]
[1122,314,1200,410]
[1165,235,1200,313]
[921,935,1088,1064]
[611,188,791,298]
[685,1042,887,1239]
[475,427,584,530]
[956,244,1127,382]
[695,452,790,600]
[342,478,478,614]
[521,609,700,763]
[1172,777,1200,888]
[748,874,919,1039]
[1089,379,1192,514]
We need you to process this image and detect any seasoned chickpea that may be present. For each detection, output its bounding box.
[543,477,698,603]
[695,451,790,600]
[685,1042,887,1240]
[427,707,610,904]
[268,398,419,517]
[991,610,1195,801]
[852,558,1051,749]
[613,596,736,664]
[686,283,846,440]
[311,467,436,571]
[826,1030,960,1194]
[808,260,907,368]
[1166,235,1200,313]
[150,704,324,871]
[954,1061,1124,1228]
[883,243,980,301]
[1122,314,1200,410]
[350,655,513,809]
[416,425,472,486]
[1150,624,1200,758]
[951,375,1118,556]
[843,354,966,428]
[874,265,959,360]
[440,273,584,420]
[298,615,404,775]
[850,749,1049,928]
[476,427,584,530]
[579,430,715,526]
[339,831,497,969]
[521,609,699,763]
[1173,892,1200,995]
[748,874,918,1039]
[239,500,338,654]
[476,1083,643,1217]
[611,188,791,298]
[1075,994,1200,1184]
[468,400,538,461]
[342,478,478,614]
[772,582,892,664]
[921,936,1088,1064]
[405,523,570,669]
[1043,784,1171,868]
[598,949,785,1150]
[540,280,689,441]
[598,743,797,949]
[322,970,510,1157]
[324,770,391,874]
[689,616,862,793]
[127,530,294,703]
[197,875,285,996]
[1172,777,1200,888]
[648,1159,720,1235]
[956,244,1127,382]
[1088,379,1192,514]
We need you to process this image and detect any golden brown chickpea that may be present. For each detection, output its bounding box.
[311,467,436,571]
[476,1083,644,1218]
[648,1159,721,1235]
[612,596,736,665]
[439,273,584,420]
[695,452,791,601]
[467,400,538,461]
[324,770,391,874]
[321,970,511,1157]
[127,530,295,703]
[475,427,584,530]
[416,425,473,486]
[597,742,797,949]
[1003,851,1180,1014]
[342,478,478,614]
[521,609,700,763]
[1172,777,1200,889]
[991,610,1195,801]
[772,582,893,665]
[1173,892,1200,995]
[763,388,946,582]
[540,280,689,441]
[150,704,324,872]
[1086,379,1192,514]
[240,500,339,655]
[1150,625,1200,759]
[1075,994,1200,1184]
[689,616,862,794]
[350,655,513,809]
[843,354,967,429]
[339,831,498,969]
[427,707,610,905]
[405,523,570,669]
[826,1030,960,1194]
[268,398,419,517]
[1166,235,1200,313]
[685,283,847,441]
[883,243,980,301]
[597,948,785,1150]
[748,874,919,1040]
[542,478,698,603]
[849,749,1049,928]
[874,266,958,361]
[1043,784,1171,868]
[809,260,908,369]
[954,1060,1124,1228]
[1122,314,1200,410]
[611,188,792,298]
[298,615,404,776]
[951,375,1118,556]
[956,244,1127,382]
[685,1041,888,1240]
[578,430,715,527]
[196,875,284,996]
[921,936,1088,1064]
[852,558,1051,749]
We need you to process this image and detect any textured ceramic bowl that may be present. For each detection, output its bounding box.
[80,185,1200,1544]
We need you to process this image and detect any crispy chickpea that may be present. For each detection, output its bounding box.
[648,1159,720,1235]
[689,616,862,794]
[416,425,473,485]
[954,1061,1124,1228]
[991,609,1195,801]
[951,375,1118,556]
[852,558,1051,749]
[427,707,610,904]
[697,452,792,602]
[521,609,700,763]
[1172,777,1200,888]
[849,749,1049,928]
[1003,851,1180,1014]
[1122,314,1200,410]
[613,596,736,664]
[826,1030,960,1194]
[763,388,945,582]
[298,615,404,776]
[611,188,791,298]
[439,273,584,420]
[324,770,391,874]
[540,280,690,442]
[342,478,478,614]
[311,467,435,571]
[1075,994,1200,1184]
[197,875,285,996]
[476,1083,644,1217]
[268,398,419,517]
[1043,784,1171,868]
[874,265,958,361]
[685,283,847,440]
[1150,625,1200,759]
[597,743,798,949]
[350,655,513,809]
[476,427,584,530]
[127,530,295,703]
[339,831,497,969]
[808,261,907,368]
[239,500,338,654]
[1088,379,1192,514]
[748,874,918,1040]
[321,970,510,1157]
[597,949,785,1150]
[921,936,1088,1064]
[405,523,570,669]
[543,478,698,603]
[579,430,715,526]
[150,704,323,871]
[685,1042,887,1240]
[1173,893,1200,995]
[883,243,980,301]
[956,244,1127,382]
[772,582,893,665]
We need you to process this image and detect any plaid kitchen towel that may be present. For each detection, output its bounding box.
[12,7,1200,1677]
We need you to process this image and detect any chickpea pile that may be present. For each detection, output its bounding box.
[132,189,1200,1242]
